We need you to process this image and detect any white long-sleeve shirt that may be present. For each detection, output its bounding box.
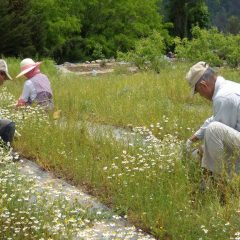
[195,76,240,139]
[21,80,37,102]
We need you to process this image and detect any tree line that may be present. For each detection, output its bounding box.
[0,0,238,63]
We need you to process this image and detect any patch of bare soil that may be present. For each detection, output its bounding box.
[57,60,138,75]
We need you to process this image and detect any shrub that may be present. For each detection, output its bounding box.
[175,26,240,67]
[118,31,167,72]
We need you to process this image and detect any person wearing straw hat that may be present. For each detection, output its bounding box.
[16,58,54,110]
[185,61,240,177]
[0,59,15,145]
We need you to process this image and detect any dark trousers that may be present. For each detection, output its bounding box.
[0,120,15,144]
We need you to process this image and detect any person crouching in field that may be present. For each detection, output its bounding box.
[16,58,54,111]
[185,61,240,178]
[0,59,15,145]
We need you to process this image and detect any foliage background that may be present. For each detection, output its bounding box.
[0,0,165,63]
[1,0,239,65]
[0,0,225,63]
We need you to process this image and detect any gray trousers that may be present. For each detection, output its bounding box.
[27,91,54,111]
[202,122,240,175]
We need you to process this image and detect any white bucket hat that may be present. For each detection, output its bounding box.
[186,61,209,96]
[0,59,12,80]
[16,58,41,78]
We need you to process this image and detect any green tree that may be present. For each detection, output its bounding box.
[0,0,36,56]
[0,0,169,62]
[0,0,82,61]
[31,0,81,60]
[206,0,240,33]
[226,15,240,35]
[166,0,209,38]
[78,0,165,61]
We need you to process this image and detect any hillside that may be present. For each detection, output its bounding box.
[206,0,240,33]
[162,0,240,34]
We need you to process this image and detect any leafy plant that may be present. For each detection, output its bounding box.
[118,31,168,72]
[175,26,240,67]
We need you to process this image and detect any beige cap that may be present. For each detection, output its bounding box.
[186,61,209,95]
[0,59,12,80]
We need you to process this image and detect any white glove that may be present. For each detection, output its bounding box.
[191,148,200,159]
[185,139,193,153]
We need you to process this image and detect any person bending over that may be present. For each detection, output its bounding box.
[16,58,54,111]
[185,61,240,177]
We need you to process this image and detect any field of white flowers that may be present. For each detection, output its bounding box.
[1,58,240,239]
[0,88,100,239]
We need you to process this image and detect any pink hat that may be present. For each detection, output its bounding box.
[16,58,42,78]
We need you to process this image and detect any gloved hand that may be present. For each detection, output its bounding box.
[191,148,200,158]
[185,139,193,153]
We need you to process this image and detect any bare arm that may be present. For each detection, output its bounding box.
[189,135,199,142]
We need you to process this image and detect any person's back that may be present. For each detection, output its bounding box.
[212,76,240,132]
[29,73,53,110]
[214,77,240,99]
[30,73,52,94]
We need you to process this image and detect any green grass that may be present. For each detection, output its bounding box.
[54,65,207,131]
[2,58,240,239]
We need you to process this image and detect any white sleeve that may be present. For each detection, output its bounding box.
[20,80,34,102]
[194,116,214,139]
[194,96,237,139]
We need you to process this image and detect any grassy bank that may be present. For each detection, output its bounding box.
[2,58,240,239]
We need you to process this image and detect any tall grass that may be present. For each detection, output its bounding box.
[3,58,240,239]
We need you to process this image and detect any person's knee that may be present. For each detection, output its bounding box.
[1,122,15,143]
[205,122,224,140]
[7,122,15,142]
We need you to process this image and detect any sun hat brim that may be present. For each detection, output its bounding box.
[5,72,12,80]
[16,62,41,78]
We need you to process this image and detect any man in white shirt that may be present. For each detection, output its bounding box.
[0,60,15,145]
[186,61,240,176]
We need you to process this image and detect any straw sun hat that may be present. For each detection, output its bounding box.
[186,61,209,96]
[16,58,42,78]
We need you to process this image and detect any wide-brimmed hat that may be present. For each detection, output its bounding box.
[186,61,209,96]
[0,59,12,80]
[16,58,41,78]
